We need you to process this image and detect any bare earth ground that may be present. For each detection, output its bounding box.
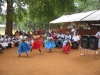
[0,47,100,75]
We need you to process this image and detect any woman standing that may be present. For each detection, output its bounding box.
[95,31,100,54]
[18,38,31,57]
[31,31,43,54]
[45,33,56,52]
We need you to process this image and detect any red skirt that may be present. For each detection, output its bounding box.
[62,45,71,54]
[32,40,43,50]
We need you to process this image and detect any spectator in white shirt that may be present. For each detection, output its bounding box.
[0,35,4,41]
[63,31,72,46]
[1,41,8,48]
[72,33,80,50]
[71,26,77,36]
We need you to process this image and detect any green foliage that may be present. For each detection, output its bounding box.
[28,0,75,21]
[75,0,100,12]
[1,0,100,30]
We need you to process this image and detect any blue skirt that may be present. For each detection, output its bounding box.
[18,42,31,54]
[45,41,56,49]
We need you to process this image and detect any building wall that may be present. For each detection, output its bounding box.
[55,28,98,35]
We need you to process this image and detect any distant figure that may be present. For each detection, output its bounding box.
[71,26,77,36]
[95,31,100,54]
[95,31,100,47]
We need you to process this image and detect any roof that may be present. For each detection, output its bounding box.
[62,10,97,22]
[81,10,100,21]
[50,15,69,24]
[49,10,98,24]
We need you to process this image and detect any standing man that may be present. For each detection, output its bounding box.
[95,31,100,54]
[71,26,77,36]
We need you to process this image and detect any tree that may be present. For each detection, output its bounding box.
[0,0,88,35]
[75,0,100,12]
[5,0,13,35]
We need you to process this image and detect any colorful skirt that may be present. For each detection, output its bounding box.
[18,42,31,54]
[32,40,43,50]
[62,45,71,54]
[45,41,56,49]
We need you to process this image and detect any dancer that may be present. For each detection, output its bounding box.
[45,33,56,52]
[31,31,43,54]
[18,38,31,57]
[62,42,72,54]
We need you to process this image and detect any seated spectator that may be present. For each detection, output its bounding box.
[4,36,12,48]
[1,41,8,49]
[72,33,80,50]
[0,43,3,54]
[63,31,72,45]
[56,31,64,48]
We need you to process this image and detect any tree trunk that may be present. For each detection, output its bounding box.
[5,0,13,35]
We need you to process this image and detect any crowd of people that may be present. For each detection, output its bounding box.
[0,26,81,56]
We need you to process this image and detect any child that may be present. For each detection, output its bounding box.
[45,33,56,52]
[62,42,72,54]
[18,38,31,57]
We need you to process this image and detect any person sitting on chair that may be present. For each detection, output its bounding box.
[64,31,72,42]
[56,31,64,48]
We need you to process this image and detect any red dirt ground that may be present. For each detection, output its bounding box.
[0,47,100,75]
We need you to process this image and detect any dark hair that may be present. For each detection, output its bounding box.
[48,33,51,36]
[66,42,70,46]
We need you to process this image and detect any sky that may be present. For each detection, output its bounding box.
[1,3,7,14]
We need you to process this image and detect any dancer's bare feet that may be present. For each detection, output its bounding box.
[26,53,28,56]
[39,49,42,55]
[18,54,20,57]
[30,49,32,53]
